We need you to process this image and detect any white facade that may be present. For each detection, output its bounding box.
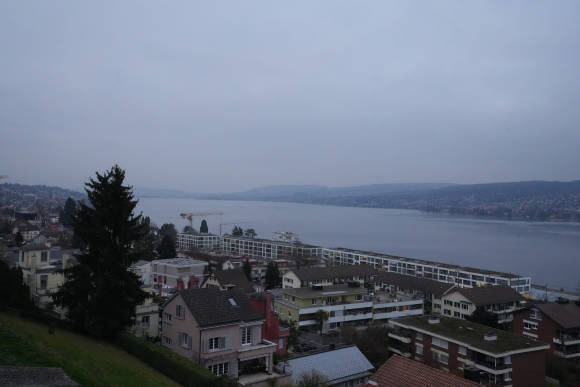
[150,258,208,296]
[177,233,222,251]
[177,234,532,296]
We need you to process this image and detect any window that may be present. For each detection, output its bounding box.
[504,371,512,381]
[454,311,460,318]
[164,313,172,322]
[504,355,511,365]
[208,362,229,376]
[454,302,460,308]
[443,309,451,316]
[458,345,467,355]
[163,335,172,345]
[176,304,185,319]
[356,294,363,301]
[432,337,448,349]
[40,275,48,290]
[461,304,469,310]
[416,343,423,355]
[312,299,316,305]
[292,296,295,302]
[141,316,150,328]
[432,350,449,365]
[179,332,190,349]
[241,326,252,345]
[524,320,538,330]
[41,251,48,262]
[279,339,284,349]
[530,309,542,320]
[208,337,220,350]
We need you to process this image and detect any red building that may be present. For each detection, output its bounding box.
[389,315,549,387]
[251,292,289,354]
[513,300,580,360]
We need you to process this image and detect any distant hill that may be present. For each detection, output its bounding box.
[296,180,580,221]
[198,183,454,201]
[134,187,197,198]
[201,180,580,221]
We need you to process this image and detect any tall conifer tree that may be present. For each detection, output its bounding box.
[54,165,147,338]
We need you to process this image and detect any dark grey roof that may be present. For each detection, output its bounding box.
[0,366,78,386]
[375,271,452,297]
[289,264,376,282]
[392,315,549,356]
[446,285,525,306]
[214,269,254,293]
[177,288,263,327]
[535,302,580,329]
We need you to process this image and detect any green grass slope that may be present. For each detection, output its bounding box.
[0,313,179,387]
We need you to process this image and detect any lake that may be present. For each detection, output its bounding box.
[136,197,580,291]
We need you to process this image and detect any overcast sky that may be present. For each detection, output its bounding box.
[1,1,579,193]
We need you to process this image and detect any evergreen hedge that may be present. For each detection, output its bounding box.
[116,332,233,387]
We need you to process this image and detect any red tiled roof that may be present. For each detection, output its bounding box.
[370,355,478,387]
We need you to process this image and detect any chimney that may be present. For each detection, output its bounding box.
[428,316,440,324]
[484,332,497,341]
[188,275,198,289]
[176,278,185,291]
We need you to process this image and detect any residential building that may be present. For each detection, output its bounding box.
[324,247,532,295]
[250,292,289,355]
[275,284,423,332]
[222,235,322,260]
[513,300,580,360]
[161,288,286,385]
[282,265,376,289]
[177,233,222,251]
[18,241,76,308]
[12,223,40,242]
[369,354,478,387]
[374,271,453,310]
[202,269,255,294]
[176,234,534,296]
[150,258,208,297]
[287,346,374,387]
[389,315,549,386]
[129,259,151,286]
[131,296,161,339]
[435,285,526,324]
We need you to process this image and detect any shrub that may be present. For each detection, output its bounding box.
[116,332,234,387]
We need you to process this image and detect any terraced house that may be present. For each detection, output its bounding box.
[275,284,423,332]
[162,288,287,386]
[434,285,526,325]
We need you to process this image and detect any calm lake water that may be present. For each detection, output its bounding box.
[136,198,580,291]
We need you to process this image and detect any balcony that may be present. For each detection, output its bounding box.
[553,334,580,346]
[388,332,411,343]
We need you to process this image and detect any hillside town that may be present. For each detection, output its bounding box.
[1,184,579,387]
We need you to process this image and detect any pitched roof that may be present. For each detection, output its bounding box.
[371,355,478,387]
[445,285,525,306]
[288,264,376,282]
[288,346,374,384]
[535,302,580,329]
[176,288,263,327]
[375,271,452,297]
[214,269,254,293]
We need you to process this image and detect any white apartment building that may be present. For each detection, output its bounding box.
[221,235,322,260]
[177,233,222,251]
[150,258,208,296]
[323,248,531,295]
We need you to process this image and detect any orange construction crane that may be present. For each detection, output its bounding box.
[180,212,224,229]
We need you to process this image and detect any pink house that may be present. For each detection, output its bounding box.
[162,288,284,385]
